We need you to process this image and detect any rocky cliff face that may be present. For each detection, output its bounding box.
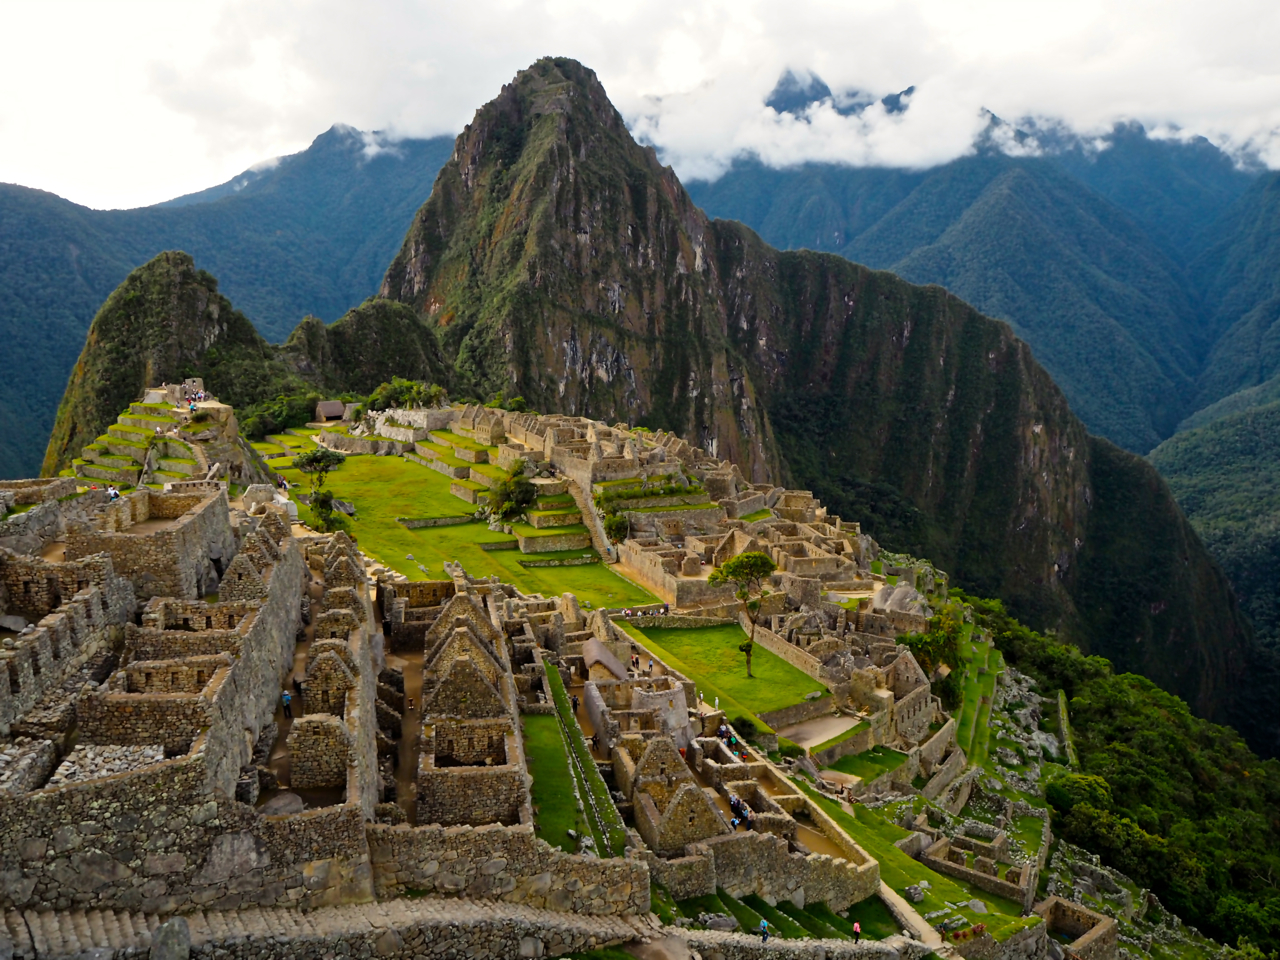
[381,57,1272,750]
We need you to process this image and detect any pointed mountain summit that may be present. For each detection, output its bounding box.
[377,57,1267,748]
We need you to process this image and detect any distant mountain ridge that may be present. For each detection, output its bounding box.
[685,129,1258,453]
[0,126,453,477]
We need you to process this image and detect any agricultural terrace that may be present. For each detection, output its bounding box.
[268,437,654,609]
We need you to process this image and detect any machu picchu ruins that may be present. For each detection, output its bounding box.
[0,387,1165,960]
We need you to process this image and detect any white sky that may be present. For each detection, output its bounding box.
[3,0,1280,209]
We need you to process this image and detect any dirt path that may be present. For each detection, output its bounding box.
[777,714,861,749]
[396,649,424,823]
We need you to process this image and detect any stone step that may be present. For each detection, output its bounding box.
[3,897,642,958]
[76,462,141,484]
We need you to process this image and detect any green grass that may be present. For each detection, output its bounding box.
[626,623,826,720]
[826,896,902,939]
[545,665,627,858]
[743,895,810,938]
[827,745,908,781]
[522,714,589,853]
[793,781,1038,941]
[562,949,635,960]
[676,893,727,919]
[813,720,870,754]
[276,453,652,608]
[740,508,772,522]
[775,900,846,939]
[716,889,767,934]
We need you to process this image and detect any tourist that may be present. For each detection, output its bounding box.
[590,733,599,752]
[759,919,770,942]
[730,817,739,830]
[854,921,861,943]
[189,401,197,414]
[647,657,653,673]
[663,603,669,614]
[571,694,580,713]
[281,689,292,718]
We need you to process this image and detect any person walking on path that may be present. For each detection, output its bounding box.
[759,919,769,942]
[281,689,292,718]
[571,694,580,713]
[854,921,861,943]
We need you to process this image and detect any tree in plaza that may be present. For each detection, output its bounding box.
[708,551,777,678]
[292,447,347,531]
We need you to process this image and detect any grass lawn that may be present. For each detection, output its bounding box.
[627,623,826,721]
[839,894,902,939]
[521,714,588,853]
[277,454,653,609]
[794,781,1039,941]
[827,745,908,781]
[739,508,772,522]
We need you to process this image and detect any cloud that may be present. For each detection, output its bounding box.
[3,0,1280,207]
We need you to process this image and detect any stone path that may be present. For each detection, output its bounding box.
[877,882,954,957]
[683,929,930,959]
[2,898,644,958]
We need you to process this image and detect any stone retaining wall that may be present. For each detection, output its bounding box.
[396,516,473,529]
[758,696,834,732]
[740,615,827,685]
[368,821,651,915]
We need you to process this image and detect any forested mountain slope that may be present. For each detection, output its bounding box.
[688,137,1252,454]
[0,127,452,477]
[1151,401,1280,651]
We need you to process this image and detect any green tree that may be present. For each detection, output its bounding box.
[292,447,346,498]
[1046,773,1113,815]
[708,551,777,678]
[604,514,629,543]
[487,459,537,521]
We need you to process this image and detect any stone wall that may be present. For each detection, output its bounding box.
[922,746,967,800]
[0,556,133,737]
[691,829,879,912]
[1033,897,1117,960]
[0,478,78,504]
[757,696,834,732]
[951,919,1047,960]
[368,821,651,915]
[64,488,236,601]
[287,714,352,789]
[739,615,827,685]
[920,837,1036,912]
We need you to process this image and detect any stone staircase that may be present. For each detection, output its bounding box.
[2,898,644,958]
[566,478,616,562]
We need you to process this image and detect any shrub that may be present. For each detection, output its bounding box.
[604,514,629,543]
[778,738,805,759]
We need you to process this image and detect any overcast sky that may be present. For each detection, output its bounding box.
[4,0,1280,209]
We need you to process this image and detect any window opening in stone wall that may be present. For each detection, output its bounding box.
[145,673,153,687]
[9,669,20,694]
[22,581,31,594]
[205,617,212,629]
[196,670,207,687]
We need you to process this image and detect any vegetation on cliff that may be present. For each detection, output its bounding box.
[1150,401,1280,653]
[966,592,1280,953]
